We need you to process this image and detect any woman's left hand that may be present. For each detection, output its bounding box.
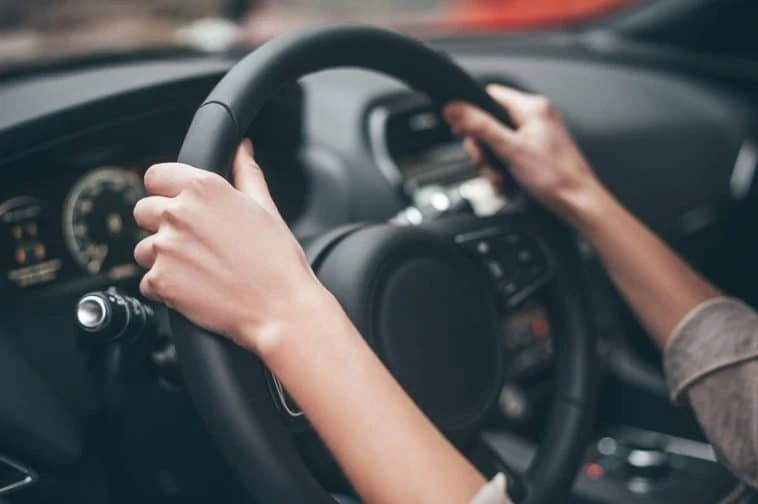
[134,141,496,504]
[133,139,333,355]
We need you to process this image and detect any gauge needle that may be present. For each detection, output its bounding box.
[87,244,108,274]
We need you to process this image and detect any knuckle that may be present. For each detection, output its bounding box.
[143,164,164,190]
[188,170,221,195]
[470,115,491,137]
[152,229,183,256]
[532,96,555,116]
[147,269,171,299]
[161,200,186,226]
[151,233,170,255]
[139,272,157,299]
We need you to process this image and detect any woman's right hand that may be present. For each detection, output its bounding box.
[443,84,603,225]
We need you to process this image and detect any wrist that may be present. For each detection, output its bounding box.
[552,178,618,235]
[236,281,346,361]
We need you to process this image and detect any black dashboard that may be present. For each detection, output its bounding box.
[1,37,758,503]
[0,70,306,305]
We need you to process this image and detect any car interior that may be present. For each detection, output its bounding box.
[1,0,758,503]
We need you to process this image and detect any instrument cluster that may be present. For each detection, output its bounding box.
[1,165,147,299]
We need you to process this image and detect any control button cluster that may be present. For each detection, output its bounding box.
[573,427,737,502]
[456,229,553,308]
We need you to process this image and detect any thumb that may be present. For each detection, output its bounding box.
[232,138,279,215]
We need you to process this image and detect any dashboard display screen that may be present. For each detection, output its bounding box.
[0,196,62,289]
[0,83,305,302]
[373,95,479,195]
[1,165,146,299]
[62,167,146,276]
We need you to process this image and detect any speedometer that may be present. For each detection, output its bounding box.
[63,167,146,275]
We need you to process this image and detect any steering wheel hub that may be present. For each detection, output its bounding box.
[313,225,503,442]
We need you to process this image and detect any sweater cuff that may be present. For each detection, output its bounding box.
[469,473,511,504]
[665,297,758,404]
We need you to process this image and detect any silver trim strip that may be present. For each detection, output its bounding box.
[0,454,36,496]
[664,435,716,462]
[730,138,757,200]
[271,374,305,418]
[367,106,404,188]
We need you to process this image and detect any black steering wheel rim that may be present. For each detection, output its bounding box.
[174,25,596,503]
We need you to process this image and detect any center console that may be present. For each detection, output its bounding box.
[483,426,737,503]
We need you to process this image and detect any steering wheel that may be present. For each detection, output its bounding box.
[173,25,597,503]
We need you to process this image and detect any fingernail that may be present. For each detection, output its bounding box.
[241,138,254,156]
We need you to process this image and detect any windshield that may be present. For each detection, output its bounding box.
[0,0,638,70]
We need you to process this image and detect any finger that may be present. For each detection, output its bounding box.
[139,271,162,303]
[232,139,279,215]
[133,195,172,233]
[143,162,205,197]
[462,137,485,165]
[444,103,519,160]
[462,137,507,191]
[485,84,536,126]
[133,234,157,269]
[481,165,506,192]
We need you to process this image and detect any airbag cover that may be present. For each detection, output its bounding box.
[314,224,502,440]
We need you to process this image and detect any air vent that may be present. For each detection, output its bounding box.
[368,94,476,195]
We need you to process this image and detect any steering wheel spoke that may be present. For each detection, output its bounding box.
[420,210,556,311]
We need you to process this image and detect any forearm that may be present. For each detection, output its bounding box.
[566,184,758,486]
[563,182,721,348]
[255,289,486,504]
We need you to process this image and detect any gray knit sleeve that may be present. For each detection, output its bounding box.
[664,297,758,488]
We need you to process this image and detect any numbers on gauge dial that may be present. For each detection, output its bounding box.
[63,167,146,275]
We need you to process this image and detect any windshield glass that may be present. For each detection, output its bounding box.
[0,0,638,70]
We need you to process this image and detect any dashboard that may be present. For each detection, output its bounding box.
[1,38,757,504]
[1,162,147,296]
[0,78,306,304]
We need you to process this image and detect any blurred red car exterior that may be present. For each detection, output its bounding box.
[243,0,639,42]
[452,0,638,29]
